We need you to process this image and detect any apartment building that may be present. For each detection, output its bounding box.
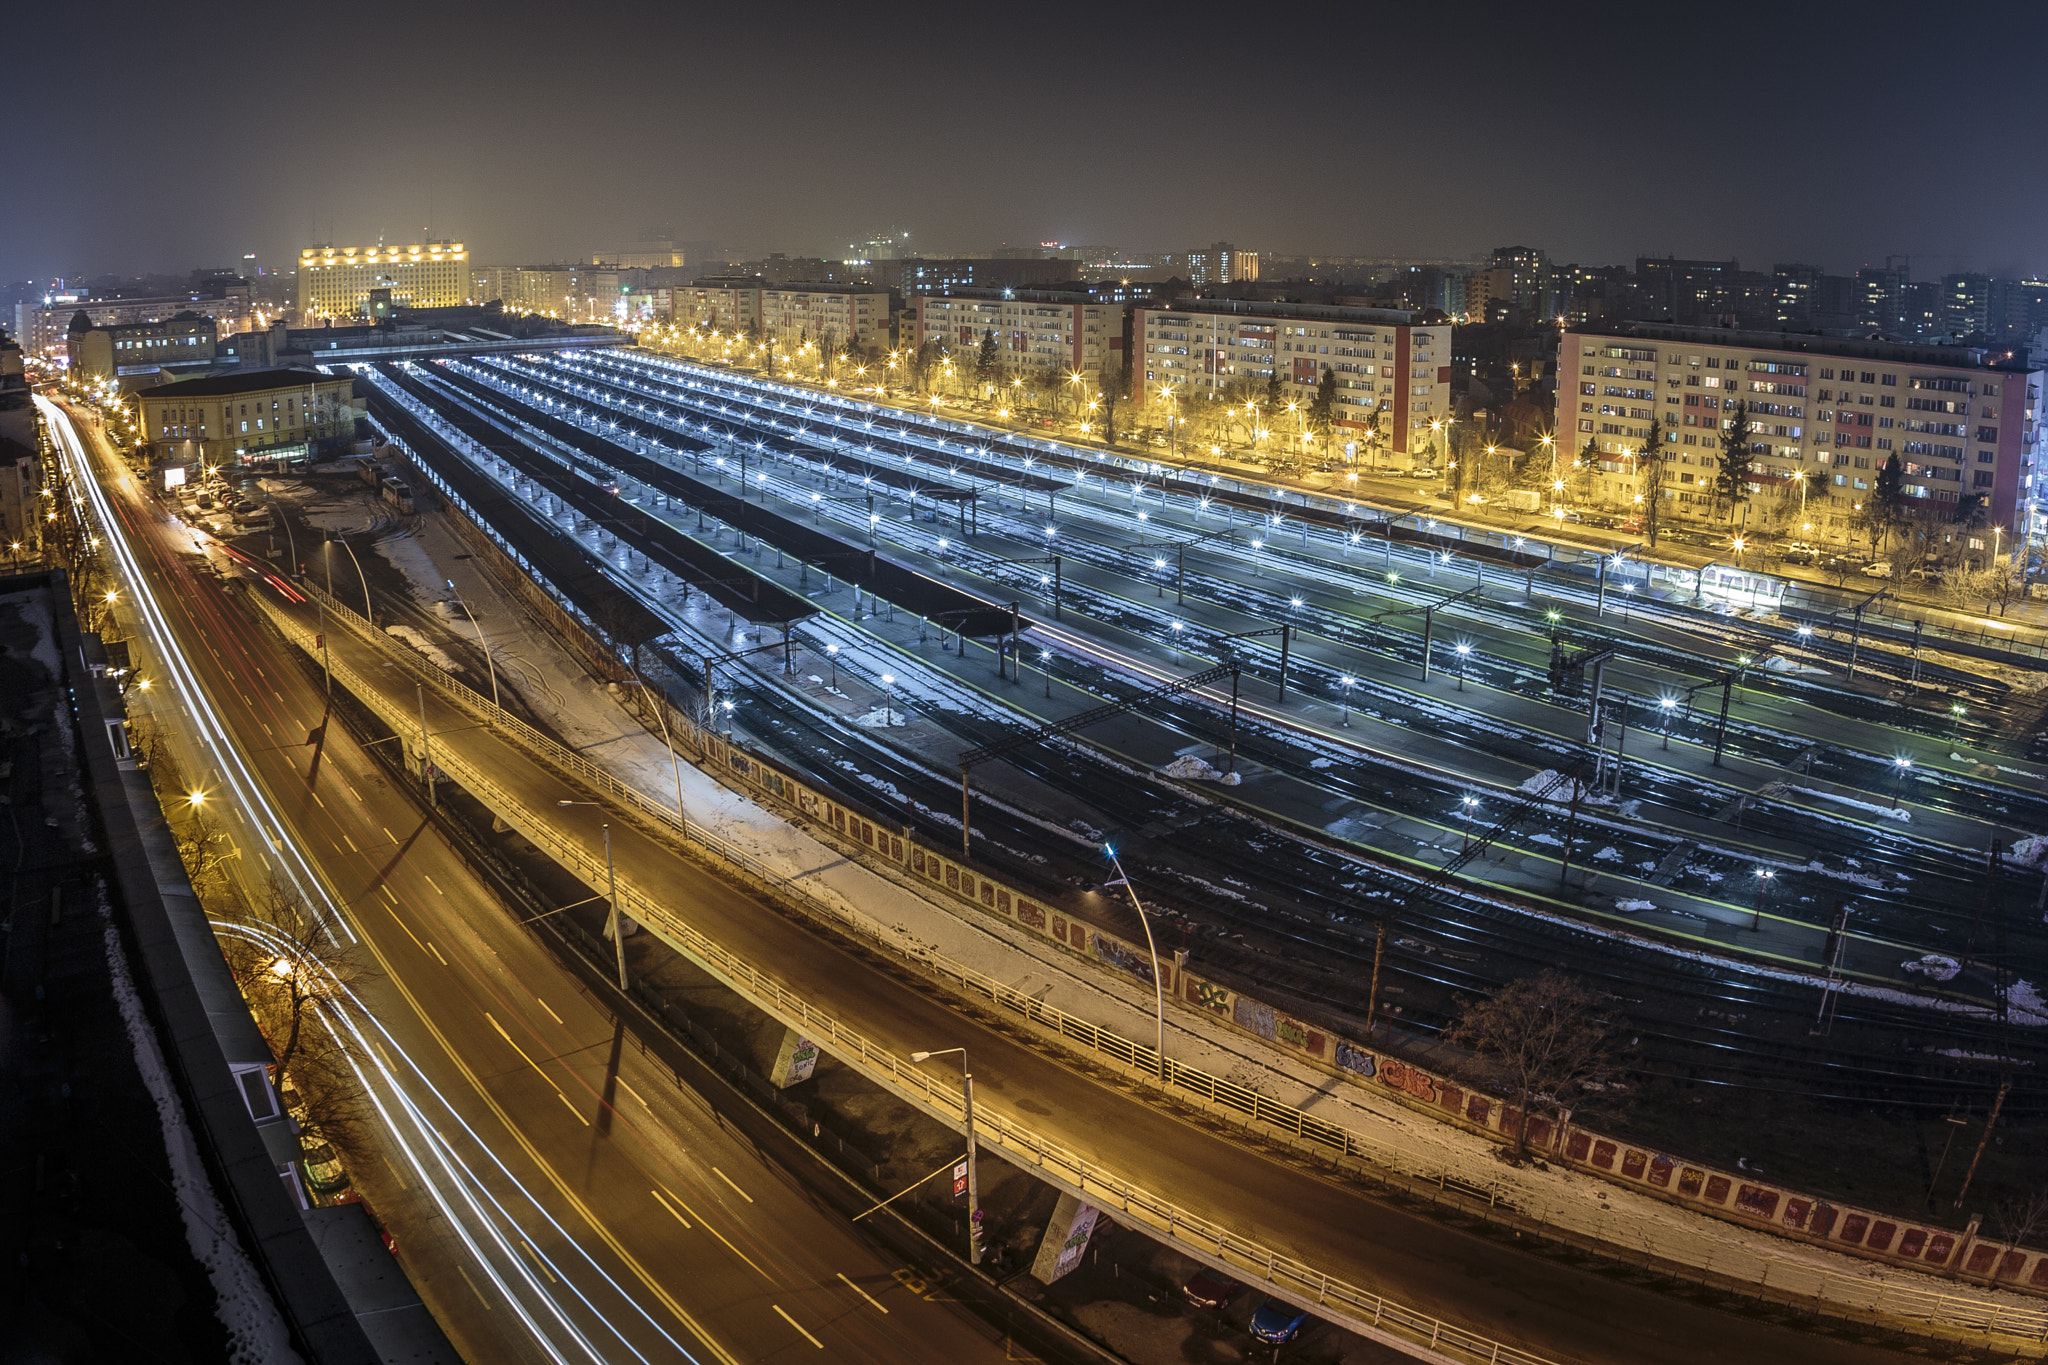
[471,265,628,324]
[910,288,1123,379]
[28,283,255,356]
[1559,322,2041,539]
[1184,242,1259,286]
[761,284,891,352]
[673,281,891,351]
[298,243,470,321]
[1133,301,1451,456]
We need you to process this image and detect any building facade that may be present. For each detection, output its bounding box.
[1133,301,1451,456]
[298,243,469,321]
[137,367,360,471]
[760,285,891,352]
[28,286,254,357]
[66,312,219,387]
[1184,243,1259,286]
[675,281,891,351]
[1558,323,2041,544]
[910,290,1123,380]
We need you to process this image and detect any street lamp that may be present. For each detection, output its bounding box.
[1040,648,1052,698]
[826,642,839,690]
[445,580,497,708]
[1338,675,1355,727]
[909,1047,983,1264]
[558,803,627,989]
[1460,795,1478,850]
[1100,845,1168,1086]
[1751,867,1775,932]
[1890,756,1912,809]
[1658,695,1677,749]
[1454,641,1472,691]
[880,672,895,726]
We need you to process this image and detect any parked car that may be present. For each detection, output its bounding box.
[333,1191,396,1253]
[1860,561,1893,578]
[1183,1266,1242,1309]
[300,1138,350,1195]
[1250,1299,1313,1344]
[1778,541,1819,565]
[1906,566,1946,583]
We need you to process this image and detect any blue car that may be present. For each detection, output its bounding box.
[1249,1299,1312,1344]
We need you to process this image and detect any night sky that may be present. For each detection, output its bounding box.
[10,0,2048,283]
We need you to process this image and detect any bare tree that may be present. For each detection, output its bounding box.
[1446,969,1628,1157]
[1990,1188,2048,1275]
[219,877,378,1159]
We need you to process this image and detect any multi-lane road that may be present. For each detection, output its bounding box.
[45,395,1052,1365]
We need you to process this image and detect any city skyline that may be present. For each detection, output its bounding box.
[10,1,2048,285]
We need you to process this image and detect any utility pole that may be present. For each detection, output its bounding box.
[1557,768,1585,893]
[416,683,435,807]
[1953,1075,2012,1209]
[1366,918,1387,1036]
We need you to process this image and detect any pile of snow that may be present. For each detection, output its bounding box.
[1902,954,1962,982]
[1761,656,1829,675]
[850,708,906,728]
[2009,834,2048,867]
[384,624,462,674]
[1592,846,1622,862]
[1782,784,1912,823]
[1614,898,1656,913]
[1161,755,1226,781]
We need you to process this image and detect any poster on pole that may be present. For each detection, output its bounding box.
[1031,1192,1103,1284]
[952,1160,969,1199]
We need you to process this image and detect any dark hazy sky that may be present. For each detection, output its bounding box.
[11,0,2048,284]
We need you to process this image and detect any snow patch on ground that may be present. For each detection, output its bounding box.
[1614,898,1656,913]
[383,624,462,673]
[850,707,907,728]
[1902,954,1961,982]
[1160,755,1226,781]
[99,891,299,1364]
[1592,846,1621,863]
[1783,784,1912,822]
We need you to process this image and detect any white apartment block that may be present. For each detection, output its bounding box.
[674,281,889,351]
[911,289,1123,379]
[760,285,890,352]
[1560,323,2041,536]
[1134,302,1450,456]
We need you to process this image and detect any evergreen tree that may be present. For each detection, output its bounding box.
[1713,400,1754,520]
[1309,366,1338,427]
[975,329,1000,383]
[1639,416,1665,547]
[1870,452,1906,550]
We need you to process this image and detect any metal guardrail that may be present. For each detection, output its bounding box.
[258,580,2048,1347]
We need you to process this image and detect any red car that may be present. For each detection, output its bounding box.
[1184,1266,1242,1309]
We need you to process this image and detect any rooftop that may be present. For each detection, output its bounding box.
[1146,298,1426,326]
[1566,320,2040,372]
[135,367,345,399]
